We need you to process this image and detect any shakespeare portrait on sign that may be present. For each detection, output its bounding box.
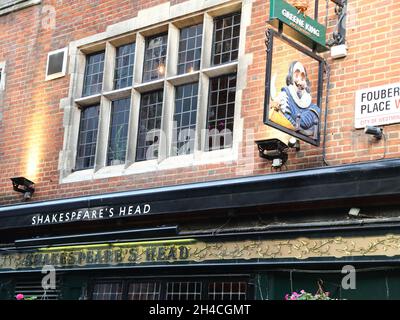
[269,61,320,139]
[264,29,324,146]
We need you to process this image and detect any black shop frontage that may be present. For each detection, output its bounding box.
[2,159,400,300]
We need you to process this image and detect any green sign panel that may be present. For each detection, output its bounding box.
[268,0,328,52]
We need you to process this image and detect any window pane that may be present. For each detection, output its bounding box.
[76,105,99,170]
[166,282,202,301]
[128,282,162,300]
[107,98,131,166]
[178,24,203,75]
[92,282,123,300]
[82,51,105,96]
[208,281,248,301]
[114,43,136,89]
[143,34,168,82]
[207,74,237,151]
[174,83,198,156]
[212,13,241,66]
[136,90,163,162]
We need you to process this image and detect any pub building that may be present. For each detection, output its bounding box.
[0,0,400,300]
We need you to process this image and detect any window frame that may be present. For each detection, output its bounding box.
[45,47,68,81]
[61,0,249,182]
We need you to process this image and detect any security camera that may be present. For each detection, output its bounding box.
[23,191,33,201]
[364,126,383,140]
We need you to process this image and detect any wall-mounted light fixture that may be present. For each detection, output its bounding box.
[256,139,289,168]
[364,126,383,140]
[288,137,301,151]
[10,177,35,201]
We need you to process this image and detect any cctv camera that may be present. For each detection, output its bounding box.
[23,191,32,201]
[364,126,383,139]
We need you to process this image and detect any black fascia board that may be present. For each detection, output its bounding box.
[0,159,400,227]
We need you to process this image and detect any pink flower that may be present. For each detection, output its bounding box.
[16,294,24,300]
[284,294,289,300]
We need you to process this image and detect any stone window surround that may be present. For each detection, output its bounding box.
[59,0,253,184]
[0,0,41,16]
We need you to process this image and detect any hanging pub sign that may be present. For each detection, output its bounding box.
[355,83,400,129]
[264,29,324,146]
[268,0,328,52]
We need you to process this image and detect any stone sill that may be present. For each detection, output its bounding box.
[0,0,41,16]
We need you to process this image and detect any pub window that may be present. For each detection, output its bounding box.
[143,34,168,82]
[65,4,246,177]
[174,82,198,155]
[114,42,135,89]
[92,281,123,300]
[207,74,237,151]
[166,281,202,301]
[128,282,162,300]
[208,281,248,300]
[212,12,241,65]
[107,98,131,166]
[136,90,164,162]
[82,51,105,96]
[177,24,203,75]
[90,277,252,300]
[75,105,100,170]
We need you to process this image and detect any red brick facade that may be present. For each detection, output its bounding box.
[0,0,399,204]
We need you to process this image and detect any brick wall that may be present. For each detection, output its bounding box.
[0,0,399,204]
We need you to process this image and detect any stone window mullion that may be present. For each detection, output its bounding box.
[126,89,141,167]
[134,33,146,85]
[195,13,214,153]
[197,72,210,153]
[201,13,214,71]
[103,42,117,92]
[161,23,180,160]
[94,96,112,171]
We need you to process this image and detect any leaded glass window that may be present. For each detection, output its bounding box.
[178,24,203,75]
[114,43,135,89]
[174,83,198,155]
[143,34,168,82]
[136,90,163,162]
[212,13,241,65]
[207,74,237,151]
[82,51,105,96]
[76,105,100,170]
[107,98,131,166]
